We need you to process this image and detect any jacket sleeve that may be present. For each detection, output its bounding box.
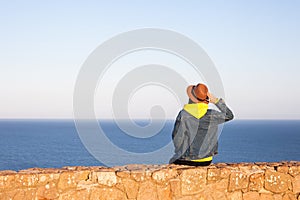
[172,112,185,151]
[210,98,234,124]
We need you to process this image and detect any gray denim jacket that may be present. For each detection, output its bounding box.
[169,98,234,163]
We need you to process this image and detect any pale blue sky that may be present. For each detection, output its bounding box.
[1,1,299,119]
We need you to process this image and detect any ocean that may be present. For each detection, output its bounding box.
[0,120,299,171]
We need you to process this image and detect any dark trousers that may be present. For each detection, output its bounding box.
[173,159,212,166]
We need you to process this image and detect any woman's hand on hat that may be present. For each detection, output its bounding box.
[207,92,218,104]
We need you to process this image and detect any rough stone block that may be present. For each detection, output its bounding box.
[260,193,275,200]
[273,194,283,200]
[59,189,90,200]
[226,191,243,200]
[292,175,300,193]
[210,190,227,200]
[57,171,78,190]
[14,173,38,188]
[38,173,60,186]
[214,178,228,192]
[176,196,200,200]
[282,192,297,200]
[90,187,127,200]
[277,166,289,174]
[130,169,152,182]
[288,166,299,177]
[92,171,117,187]
[116,170,131,179]
[249,172,264,191]
[137,180,158,200]
[228,171,248,192]
[243,191,260,200]
[37,182,59,199]
[207,168,221,182]
[74,170,90,182]
[179,168,207,195]
[157,184,171,200]
[0,190,18,200]
[152,168,177,184]
[169,178,181,197]
[14,188,37,200]
[265,170,292,193]
[220,167,232,179]
[122,178,139,199]
[0,174,15,191]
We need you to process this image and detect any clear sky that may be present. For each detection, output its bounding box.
[1,0,299,119]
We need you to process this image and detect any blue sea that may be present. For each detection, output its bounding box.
[0,120,299,171]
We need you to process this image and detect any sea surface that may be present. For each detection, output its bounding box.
[0,119,299,171]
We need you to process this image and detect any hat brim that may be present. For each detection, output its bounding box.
[187,85,200,103]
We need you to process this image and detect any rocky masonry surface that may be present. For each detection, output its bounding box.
[0,162,300,200]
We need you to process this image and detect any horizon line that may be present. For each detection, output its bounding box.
[0,118,299,121]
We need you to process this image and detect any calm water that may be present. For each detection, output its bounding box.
[0,120,299,171]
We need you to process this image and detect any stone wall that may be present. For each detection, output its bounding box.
[0,162,300,200]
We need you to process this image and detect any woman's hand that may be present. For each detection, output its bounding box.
[207,92,218,104]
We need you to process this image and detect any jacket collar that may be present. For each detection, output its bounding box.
[183,103,208,119]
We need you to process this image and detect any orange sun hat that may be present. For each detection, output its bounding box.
[186,83,209,103]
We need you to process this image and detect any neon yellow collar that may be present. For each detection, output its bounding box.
[192,156,213,162]
[183,103,208,119]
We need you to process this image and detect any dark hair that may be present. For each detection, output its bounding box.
[188,98,195,104]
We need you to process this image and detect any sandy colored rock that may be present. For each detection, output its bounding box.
[38,173,60,186]
[122,178,139,199]
[243,191,260,200]
[265,170,292,193]
[213,178,228,192]
[92,171,117,186]
[130,167,153,182]
[125,165,153,180]
[75,170,90,181]
[116,170,131,178]
[14,173,38,188]
[0,190,18,200]
[57,171,78,190]
[180,168,207,195]
[90,187,127,200]
[220,167,232,179]
[282,192,297,200]
[59,189,90,200]
[176,196,200,200]
[0,170,17,175]
[152,168,178,184]
[292,175,300,193]
[207,168,221,182]
[77,179,96,190]
[226,191,243,200]
[249,172,264,191]
[13,188,37,200]
[157,184,171,200]
[37,182,59,199]
[288,166,299,177]
[210,190,227,200]
[260,193,275,200]
[0,162,300,199]
[273,194,283,200]
[137,180,158,200]
[277,166,289,173]
[169,178,181,197]
[228,171,248,192]
[0,174,15,191]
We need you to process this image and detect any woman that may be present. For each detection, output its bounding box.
[169,83,234,166]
